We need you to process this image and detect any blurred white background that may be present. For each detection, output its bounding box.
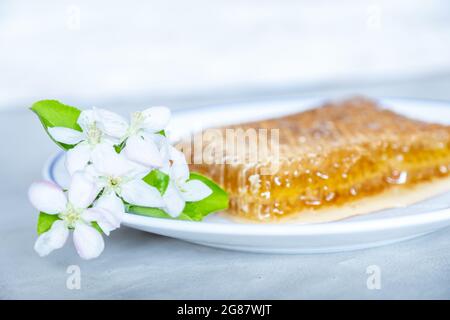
[1,0,450,110]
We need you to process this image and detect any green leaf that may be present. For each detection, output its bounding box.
[182,172,229,221]
[37,212,61,235]
[114,140,126,153]
[37,212,104,235]
[126,205,193,221]
[91,221,104,234]
[128,172,229,222]
[30,100,82,150]
[143,169,170,194]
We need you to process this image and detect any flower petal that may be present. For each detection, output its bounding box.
[28,181,67,214]
[82,191,124,235]
[73,223,105,260]
[82,207,121,236]
[65,142,91,175]
[77,109,95,132]
[150,136,173,174]
[123,135,164,168]
[120,178,164,207]
[95,191,125,215]
[94,108,129,138]
[170,164,190,185]
[162,181,185,217]
[83,163,101,179]
[48,127,84,145]
[168,144,186,161]
[68,172,99,209]
[181,180,212,202]
[34,220,69,257]
[91,143,134,177]
[140,106,171,132]
[169,146,189,182]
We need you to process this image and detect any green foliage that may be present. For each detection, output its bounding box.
[30,100,82,150]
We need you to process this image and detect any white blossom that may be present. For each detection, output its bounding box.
[29,172,124,259]
[95,107,171,168]
[29,103,217,260]
[162,146,212,217]
[48,108,121,175]
[86,144,164,208]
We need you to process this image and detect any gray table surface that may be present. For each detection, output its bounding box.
[2,77,450,299]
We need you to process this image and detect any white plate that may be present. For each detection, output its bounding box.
[43,97,450,254]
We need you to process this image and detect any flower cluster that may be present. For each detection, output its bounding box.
[29,106,212,259]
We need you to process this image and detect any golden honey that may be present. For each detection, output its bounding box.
[186,97,450,222]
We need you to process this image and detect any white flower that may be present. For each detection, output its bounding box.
[28,172,124,259]
[87,144,164,208]
[162,146,212,217]
[48,108,121,175]
[95,107,171,168]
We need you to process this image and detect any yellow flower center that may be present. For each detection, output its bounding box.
[61,204,83,228]
[87,123,103,145]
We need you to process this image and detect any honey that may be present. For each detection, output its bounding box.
[186,97,450,222]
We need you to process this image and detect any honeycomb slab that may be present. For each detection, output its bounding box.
[187,97,450,222]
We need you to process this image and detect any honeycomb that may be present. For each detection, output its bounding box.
[186,97,450,221]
